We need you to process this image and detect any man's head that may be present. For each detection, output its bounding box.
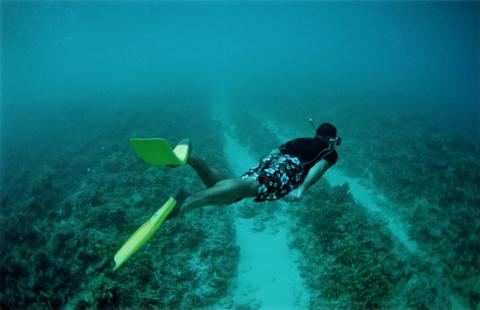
[316,123,341,146]
[316,123,337,138]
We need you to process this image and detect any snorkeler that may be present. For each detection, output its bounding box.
[113,122,340,270]
[172,122,340,215]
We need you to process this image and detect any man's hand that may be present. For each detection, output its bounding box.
[284,188,303,202]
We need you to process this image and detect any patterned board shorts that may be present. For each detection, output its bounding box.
[242,152,305,202]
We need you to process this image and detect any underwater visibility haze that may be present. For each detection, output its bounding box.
[1,1,479,309]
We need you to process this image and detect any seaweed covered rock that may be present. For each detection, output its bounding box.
[0,96,240,309]
[109,206,240,309]
[329,114,480,307]
[290,184,406,308]
[290,182,453,309]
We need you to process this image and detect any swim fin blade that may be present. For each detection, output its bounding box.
[129,138,191,167]
[113,191,188,271]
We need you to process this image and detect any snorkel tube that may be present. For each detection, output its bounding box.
[308,117,317,131]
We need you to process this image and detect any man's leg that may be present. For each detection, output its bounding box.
[178,177,258,215]
[188,155,229,187]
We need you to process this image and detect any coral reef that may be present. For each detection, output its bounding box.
[290,182,403,308]
[290,181,453,309]
[263,103,479,308]
[341,116,480,308]
[0,96,239,308]
[2,89,478,308]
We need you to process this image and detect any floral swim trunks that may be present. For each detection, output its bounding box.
[242,152,305,202]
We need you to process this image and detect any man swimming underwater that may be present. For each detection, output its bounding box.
[173,122,340,216]
[112,122,341,270]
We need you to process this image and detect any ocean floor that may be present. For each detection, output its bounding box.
[1,100,478,309]
[221,126,309,309]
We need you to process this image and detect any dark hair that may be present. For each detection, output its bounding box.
[316,123,337,138]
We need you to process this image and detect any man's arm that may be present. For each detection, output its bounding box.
[284,159,331,201]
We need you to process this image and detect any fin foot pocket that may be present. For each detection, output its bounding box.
[168,189,190,220]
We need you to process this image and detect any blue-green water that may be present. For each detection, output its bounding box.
[1,2,479,309]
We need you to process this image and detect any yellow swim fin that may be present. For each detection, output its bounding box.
[113,190,188,271]
[129,138,191,167]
